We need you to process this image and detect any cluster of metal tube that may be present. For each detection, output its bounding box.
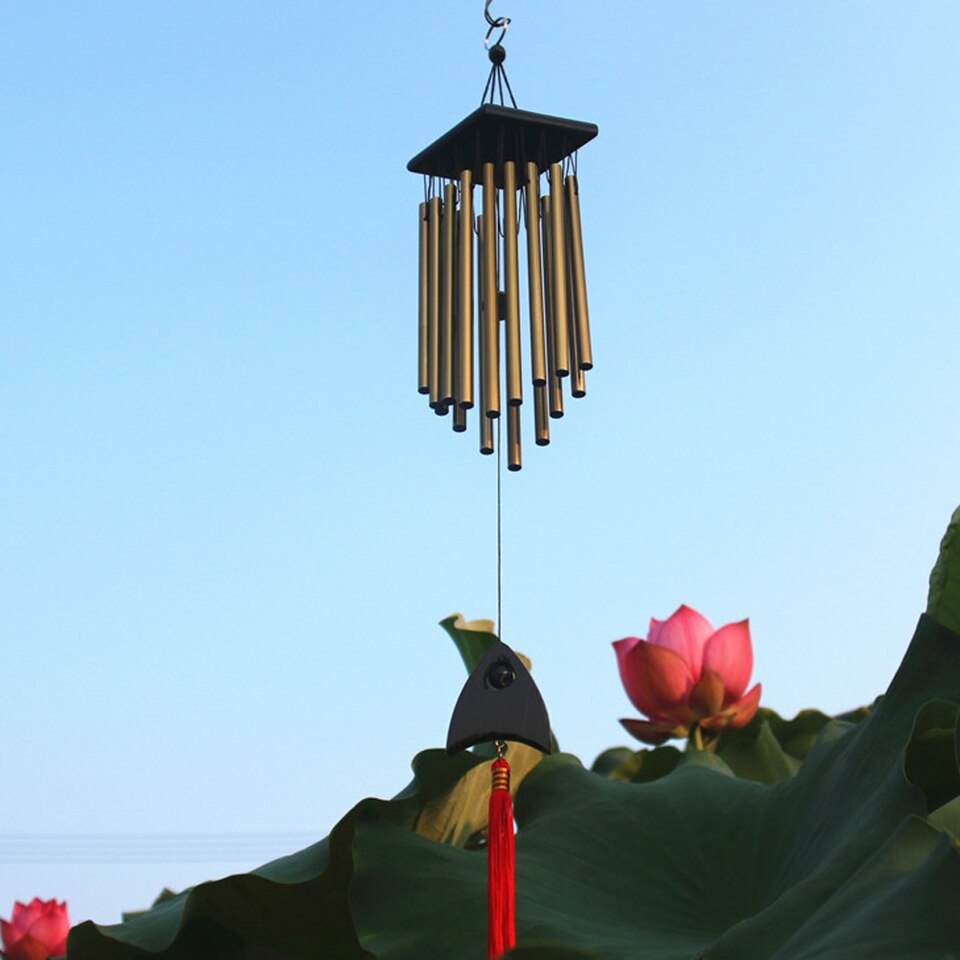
[418,160,592,470]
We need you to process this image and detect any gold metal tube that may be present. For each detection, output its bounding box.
[453,403,467,433]
[550,370,565,417]
[541,195,564,419]
[524,162,547,387]
[481,162,500,420]
[440,183,456,404]
[427,195,441,408]
[477,212,487,422]
[418,202,429,395]
[565,211,586,399]
[534,382,550,445]
[502,161,522,406]
[477,213,493,455]
[480,403,494,454]
[565,173,593,370]
[507,404,522,471]
[457,170,474,409]
[549,163,570,377]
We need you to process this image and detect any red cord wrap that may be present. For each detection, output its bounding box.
[487,756,515,959]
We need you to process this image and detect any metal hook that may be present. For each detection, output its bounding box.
[484,0,510,49]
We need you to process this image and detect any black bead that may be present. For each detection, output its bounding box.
[487,660,516,689]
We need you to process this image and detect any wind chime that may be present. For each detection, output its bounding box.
[409,5,598,958]
[409,4,598,471]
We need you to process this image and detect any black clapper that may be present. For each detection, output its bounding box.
[446,641,552,755]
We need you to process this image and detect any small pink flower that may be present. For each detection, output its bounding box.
[613,605,761,745]
[1,898,70,960]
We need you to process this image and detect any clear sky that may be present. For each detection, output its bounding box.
[2,0,958,929]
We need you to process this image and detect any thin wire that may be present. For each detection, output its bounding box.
[481,64,496,104]
[480,62,518,108]
[500,65,517,108]
[496,414,503,640]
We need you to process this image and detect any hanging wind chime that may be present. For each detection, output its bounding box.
[409,4,598,958]
[409,2,598,470]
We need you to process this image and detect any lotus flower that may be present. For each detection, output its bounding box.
[614,605,761,746]
[1,899,69,960]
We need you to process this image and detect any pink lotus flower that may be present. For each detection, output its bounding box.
[1,899,69,960]
[613,605,761,746]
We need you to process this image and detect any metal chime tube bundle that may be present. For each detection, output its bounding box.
[409,102,598,465]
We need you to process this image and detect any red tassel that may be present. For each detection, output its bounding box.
[487,755,515,959]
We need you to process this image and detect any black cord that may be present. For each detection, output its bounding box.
[496,414,503,640]
[500,65,517,108]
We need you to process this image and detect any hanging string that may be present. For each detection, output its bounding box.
[496,413,502,640]
[481,3,517,108]
[481,55,518,108]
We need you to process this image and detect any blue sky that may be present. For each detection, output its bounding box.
[2,0,958,928]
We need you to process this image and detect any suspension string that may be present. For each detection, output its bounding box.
[500,66,517,108]
[481,64,497,105]
[496,414,503,640]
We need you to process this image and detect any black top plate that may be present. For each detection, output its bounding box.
[408,103,598,181]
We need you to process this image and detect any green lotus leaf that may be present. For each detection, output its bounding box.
[439,612,499,673]
[505,948,606,959]
[347,614,960,960]
[928,504,960,634]
[589,747,633,777]
[66,510,960,959]
[602,706,870,787]
[904,699,960,813]
[603,744,682,783]
[66,614,960,960]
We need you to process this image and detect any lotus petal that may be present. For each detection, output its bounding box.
[619,717,681,745]
[619,639,695,725]
[690,667,725,720]
[703,618,753,703]
[647,605,714,678]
